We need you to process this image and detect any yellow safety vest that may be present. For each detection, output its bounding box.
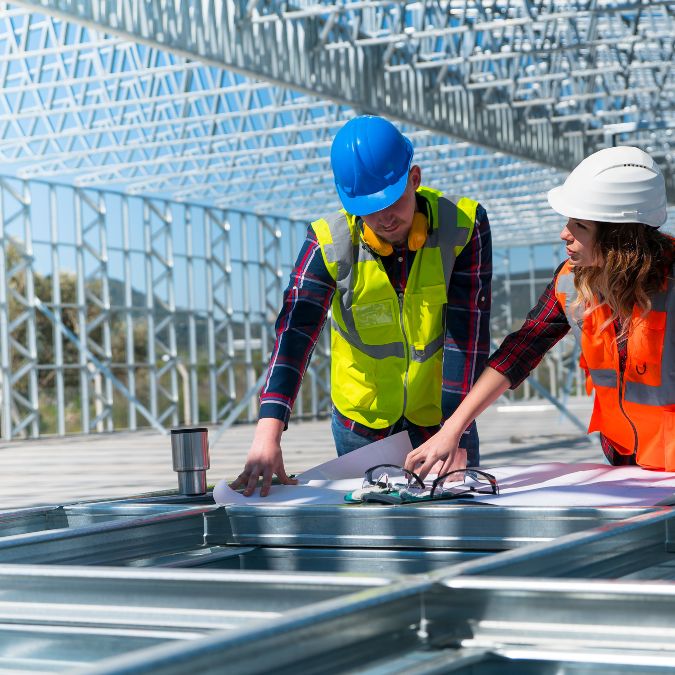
[313,187,478,428]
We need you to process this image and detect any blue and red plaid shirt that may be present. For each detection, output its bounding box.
[487,262,636,465]
[259,199,492,454]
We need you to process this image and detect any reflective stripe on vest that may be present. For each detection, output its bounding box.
[554,260,674,403]
[554,270,583,343]
[553,257,675,469]
[589,369,617,388]
[313,188,478,428]
[624,271,675,406]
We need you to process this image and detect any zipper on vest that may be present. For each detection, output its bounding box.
[617,367,639,457]
[398,292,410,416]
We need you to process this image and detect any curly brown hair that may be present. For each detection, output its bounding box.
[572,223,673,338]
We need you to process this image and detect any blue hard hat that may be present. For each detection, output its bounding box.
[330,116,414,216]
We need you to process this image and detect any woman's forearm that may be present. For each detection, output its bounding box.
[406,366,512,477]
[443,366,511,438]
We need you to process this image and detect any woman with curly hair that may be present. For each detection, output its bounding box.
[406,146,674,475]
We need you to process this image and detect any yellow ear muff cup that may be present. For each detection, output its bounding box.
[362,224,394,256]
[407,211,428,251]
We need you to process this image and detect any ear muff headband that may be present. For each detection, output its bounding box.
[362,211,428,256]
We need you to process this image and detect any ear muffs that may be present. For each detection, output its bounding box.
[362,211,428,256]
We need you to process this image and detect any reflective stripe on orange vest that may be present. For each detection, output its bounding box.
[554,259,675,470]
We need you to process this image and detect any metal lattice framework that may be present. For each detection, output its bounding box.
[0,174,333,438]
[0,1,671,438]
[2,0,674,246]
[0,171,581,440]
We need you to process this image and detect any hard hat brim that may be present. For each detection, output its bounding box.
[548,184,666,228]
[547,185,578,220]
[335,164,410,216]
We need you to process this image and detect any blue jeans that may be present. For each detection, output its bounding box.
[331,411,479,466]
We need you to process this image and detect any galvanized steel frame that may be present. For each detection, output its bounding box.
[142,198,179,428]
[0,175,584,438]
[0,178,39,439]
[11,0,675,187]
[0,177,319,437]
[2,500,675,672]
[74,186,114,433]
[1,2,672,249]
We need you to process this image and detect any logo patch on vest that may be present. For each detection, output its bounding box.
[353,300,397,329]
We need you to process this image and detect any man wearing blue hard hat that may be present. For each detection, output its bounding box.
[232,115,492,496]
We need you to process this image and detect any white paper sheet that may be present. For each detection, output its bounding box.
[212,431,412,505]
[470,462,675,507]
[213,447,675,508]
[297,430,412,480]
[212,478,360,506]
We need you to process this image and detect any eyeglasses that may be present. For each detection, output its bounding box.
[363,464,499,499]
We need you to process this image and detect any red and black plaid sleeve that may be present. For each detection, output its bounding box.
[259,225,335,425]
[487,262,570,389]
[442,204,492,452]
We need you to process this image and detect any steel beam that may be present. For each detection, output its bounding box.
[11,0,674,203]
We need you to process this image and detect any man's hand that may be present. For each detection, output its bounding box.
[229,418,298,497]
[404,425,467,482]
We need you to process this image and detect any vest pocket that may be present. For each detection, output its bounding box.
[416,283,447,304]
[580,313,615,375]
[336,356,377,410]
[411,284,447,347]
[627,312,665,386]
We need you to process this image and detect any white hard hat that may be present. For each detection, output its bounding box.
[547,146,667,228]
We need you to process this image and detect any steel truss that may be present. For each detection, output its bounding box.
[2,1,673,248]
[0,176,329,438]
[0,2,671,437]
[0,175,572,438]
[0,178,38,438]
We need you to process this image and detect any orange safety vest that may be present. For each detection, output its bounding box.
[554,259,675,470]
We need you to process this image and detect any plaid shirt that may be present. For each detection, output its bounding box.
[487,263,635,465]
[259,199,492,453]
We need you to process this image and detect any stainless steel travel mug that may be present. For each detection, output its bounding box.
[171,427,210,495]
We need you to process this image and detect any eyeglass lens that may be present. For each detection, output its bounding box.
[431,469,497,497]
[364,464,422,490]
